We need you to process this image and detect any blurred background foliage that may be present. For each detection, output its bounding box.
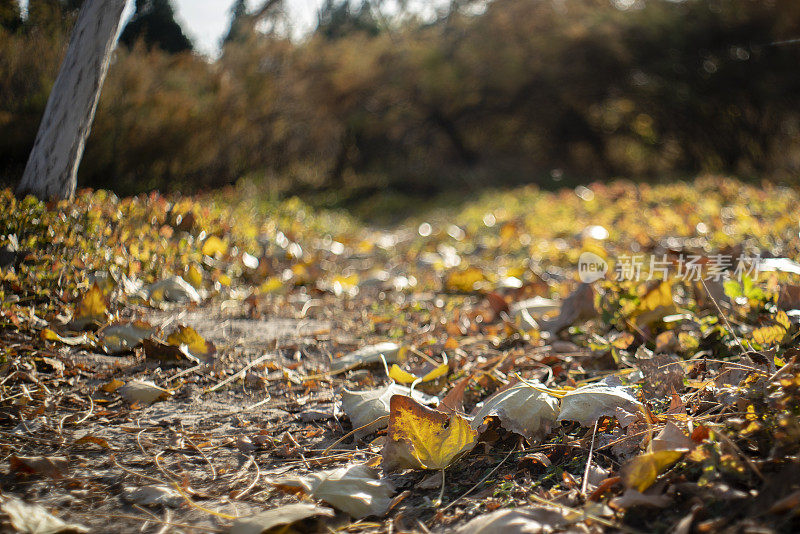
[1,0,799,200]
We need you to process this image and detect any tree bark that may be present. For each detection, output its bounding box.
[16,0,127,201]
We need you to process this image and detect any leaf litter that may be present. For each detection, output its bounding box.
[2,179,800,532]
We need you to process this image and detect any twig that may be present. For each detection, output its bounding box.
[171,483,238,520]
[112,455,168,485]
[700,278,749,355]
[205,353,271,394]
[232,455,260,500]
[581,419,599,497]
[181,427,217,481]
[434,469,446,507]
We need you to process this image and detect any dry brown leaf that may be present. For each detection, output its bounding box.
[9,456,68,478]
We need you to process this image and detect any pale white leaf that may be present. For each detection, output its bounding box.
[455,506,568,534]
[276,463,394,519]
[557,383,642,427]
[1,495,88,534]
[229,503,334,534]
[118,380,171,405]
[99,322,155,354]
[470,382,559,441]
[610,489,671,509]
[145,276,201,303]
[122,485,183,507]
[330,342,403,372]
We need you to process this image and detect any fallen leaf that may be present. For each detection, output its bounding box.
[229,503,334,534]
[275,463,394,518]
[542,283,597,334]
[99,321,154,354]
[445,267,487,292]
[74,435,112,449]
[184,264,204,288]
[330,342,405,373]
[455,506,568,534]
[341,384,438,438]
[650,422,694,452]
[510,296,561,329]
[201,235,228,256]
[164,324,215,360]
[635,346,684,400]
[146,276,202,304]
[9,456,68,478]
[0,495,88,534]
[388,360,448,385]
[122,485,183,507]
[470,382,559,441]
[382,395,477,471]
[118,380,171,405]
[609,489,672,509]
[629,281,676,328]
[557,381,643,427]
[70,283,108,329]
[619,449,683,492]
[769,490,800,515]
[100,378,125,393]
[441,375,472,413]
[39,328,91,347]
[141,338,199,365]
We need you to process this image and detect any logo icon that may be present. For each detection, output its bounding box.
[578,251,608,283]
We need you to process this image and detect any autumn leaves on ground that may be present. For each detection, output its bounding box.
[1,177,800,533]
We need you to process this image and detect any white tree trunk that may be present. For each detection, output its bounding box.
[16,0,127,201]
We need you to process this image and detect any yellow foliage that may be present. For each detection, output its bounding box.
[166,325,215,358]
[72,283,109,329]
[445,267,487,293]
[388,362,448,385]
[201,236,228,257]
[629,281,675,327]
[620,450,684,492]
[382,395,477,471]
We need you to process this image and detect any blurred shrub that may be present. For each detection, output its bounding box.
[1,0,800,194]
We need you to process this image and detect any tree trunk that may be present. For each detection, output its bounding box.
[16,0,127,201]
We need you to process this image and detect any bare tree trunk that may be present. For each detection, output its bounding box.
[16,0,127,201]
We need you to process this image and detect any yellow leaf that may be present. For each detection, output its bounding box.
[388,362,448,385]
[750,324,787,346]
[382,395,477,471]
[260,276,284,293]
[101,378,125,393]
[72,283,108,329]
[630,281,675,327]
[40,328,59,342]
[184,264,203,288]
[620,450,684,492]
[201,236,228,257]
[611,331,635,350]
[445,267,487,293]
[166,325,216,358]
